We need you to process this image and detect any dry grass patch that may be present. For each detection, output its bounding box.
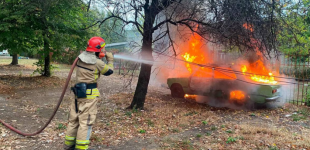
[191,121,310,149]
[160,137,197,150]
[236,123,310,149]
[0,75,68,94]
[92,92,218,146]
[0,58,72,73]
[91,92,310,149]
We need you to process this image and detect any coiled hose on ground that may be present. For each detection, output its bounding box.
[0,57,78,136]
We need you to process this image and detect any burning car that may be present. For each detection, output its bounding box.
[167,64,281,106]
[166,30,281,107]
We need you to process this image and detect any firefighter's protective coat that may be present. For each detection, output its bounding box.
[64,51,113,150]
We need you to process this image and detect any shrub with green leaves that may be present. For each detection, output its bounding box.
[202,120,207,125]
[56,123,66,130]
[196,134,202,138]
[226,137,237,144]
[139,129,146,133]
[305,89,310,106]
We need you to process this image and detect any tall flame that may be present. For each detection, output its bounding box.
[180,33,207,75]
[241,65,247,75]
[182,52,197,73]
[178,27,277,84]
[239,23,277,85]
[240,59,277,84]
[180,33,236,79]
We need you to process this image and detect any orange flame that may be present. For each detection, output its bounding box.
[182,52,197,73]
[184,94,197,100]
[181,33,205,74]
[241,65,247,75]
[180,33,236,79]
[230,90,246,103]
[240,59,277,84]
[179,31,276,84]
[243,23,254,32]
[239,23,277,84]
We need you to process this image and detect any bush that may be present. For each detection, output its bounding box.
[305,90,310,106]
[33,59,57,76]
[226,137,237,144]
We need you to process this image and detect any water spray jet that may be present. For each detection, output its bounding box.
[113,54,155,65]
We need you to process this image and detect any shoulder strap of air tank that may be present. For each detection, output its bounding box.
[76,59,94,71]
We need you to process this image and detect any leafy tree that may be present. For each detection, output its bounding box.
[93,0,279,109]
[0,0,95,75]
[0,0,127,71]
[0,0,38,65]
[29,0,92,76]
[277,0,310,62]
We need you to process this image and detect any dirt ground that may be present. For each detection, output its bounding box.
[0,60,310,150]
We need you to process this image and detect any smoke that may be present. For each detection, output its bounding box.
[268,78,296,108]
[195,95,249,110]
[146,19,287,110]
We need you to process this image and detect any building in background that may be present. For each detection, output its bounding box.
[0,50,9,56]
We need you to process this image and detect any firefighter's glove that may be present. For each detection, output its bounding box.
[105,52,114,64]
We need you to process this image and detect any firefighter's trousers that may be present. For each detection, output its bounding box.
[64,97,98,150]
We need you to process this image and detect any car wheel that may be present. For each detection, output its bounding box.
[170,84,185,98]
[214,90,225,98]
[213,90,229,102]
[253,102,267,109]
[243,101,268,110]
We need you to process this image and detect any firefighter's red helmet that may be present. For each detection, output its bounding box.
[86,37,106,52]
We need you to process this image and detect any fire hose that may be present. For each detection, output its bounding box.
[0,57,79,136]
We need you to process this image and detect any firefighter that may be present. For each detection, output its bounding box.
[64,37,114,150]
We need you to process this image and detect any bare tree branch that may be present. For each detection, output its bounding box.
[87,0,91,12]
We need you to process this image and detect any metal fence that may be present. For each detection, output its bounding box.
[278,54,310,106]
[114,59,140,76]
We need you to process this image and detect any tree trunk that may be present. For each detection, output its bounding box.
[43,55,50,77]
[129,63,152,109]
[10,54,18,65]
[128,3,155,109]
[43,32,51,77]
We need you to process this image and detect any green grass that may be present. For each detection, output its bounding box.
[125,111,132,117]
[0,58,38,65]
[269,146,280,150]
[202,120,208,125]
[211,126,217,131]
[0,58,71,70]
[226,130,233,133]
[292,108,310,121]
[172,128,179,133]
[184,111,198,116]
[52,63,71,70]
[56,123,67,130]
[139,129,146,133]
[205,132,211,136]
[226,137,237,144]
